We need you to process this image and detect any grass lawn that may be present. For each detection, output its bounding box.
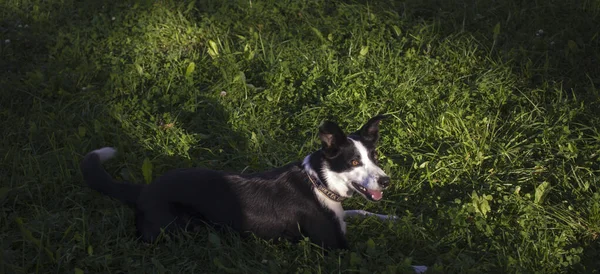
[1,0,600,273]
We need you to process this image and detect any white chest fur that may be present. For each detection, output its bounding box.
[303,155,347,234]
[314,190,346,234]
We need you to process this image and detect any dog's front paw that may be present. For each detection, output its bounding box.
[412,265,428,273]
[387,214,400,221]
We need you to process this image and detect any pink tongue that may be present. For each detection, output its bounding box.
[368,190,383,201]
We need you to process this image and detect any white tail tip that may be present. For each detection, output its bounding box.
[92,147,117,162]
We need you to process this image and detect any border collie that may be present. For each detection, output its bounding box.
[81,115,397,249]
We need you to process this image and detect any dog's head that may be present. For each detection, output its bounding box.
[309,115,390,202]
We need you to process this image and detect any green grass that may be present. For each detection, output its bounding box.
[1,0,600,273]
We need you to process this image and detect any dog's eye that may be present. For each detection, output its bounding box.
[351,160,360,166]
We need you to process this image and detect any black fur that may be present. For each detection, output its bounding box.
[80,116,388,249]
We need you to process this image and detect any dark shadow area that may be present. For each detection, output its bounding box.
[344,0,599,91]
[0,1,251,273]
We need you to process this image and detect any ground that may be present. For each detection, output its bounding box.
[1,0,599,273]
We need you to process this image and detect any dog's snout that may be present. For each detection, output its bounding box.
[378,177,391,189]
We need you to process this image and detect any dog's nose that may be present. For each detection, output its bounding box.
[378,177,391,189]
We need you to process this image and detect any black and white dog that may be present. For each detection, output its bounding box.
[81,115,398,249]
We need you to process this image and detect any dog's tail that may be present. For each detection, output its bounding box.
[81,147,143,207]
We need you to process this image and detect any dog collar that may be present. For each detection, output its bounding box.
[306,173,347,203]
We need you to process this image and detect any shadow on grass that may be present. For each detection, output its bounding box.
[348,0,599,92]
[0,1,253,273]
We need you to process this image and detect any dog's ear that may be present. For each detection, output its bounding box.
[319,121,348,156]
[356,114,388,143]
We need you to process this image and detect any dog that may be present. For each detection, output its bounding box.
[81,115,398,250]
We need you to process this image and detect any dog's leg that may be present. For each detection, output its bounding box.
[301,214,348,250]
[344,210,399,221]
[136,201,178,242]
